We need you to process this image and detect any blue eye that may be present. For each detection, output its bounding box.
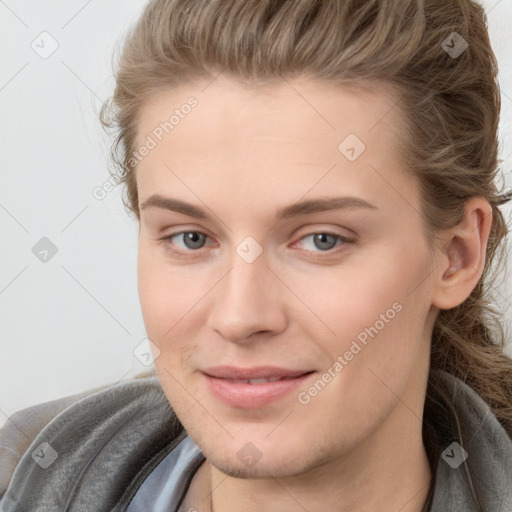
[297,232,346,252]
[163,231,210,252]
[160,230,352,259]
[176,231,207,249]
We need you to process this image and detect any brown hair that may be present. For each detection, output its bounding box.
[100,0,511,507]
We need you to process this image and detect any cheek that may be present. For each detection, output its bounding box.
[137,243,209,373]
[137,245,184,349]
[138,244,192,331]
[314,242,433,369]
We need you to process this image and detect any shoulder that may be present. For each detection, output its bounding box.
[0,384,104,496]
[428,370,512,510]
[0,372,184,511]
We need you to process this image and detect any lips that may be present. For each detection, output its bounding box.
[201,366,316,409]
[203,366,312,380]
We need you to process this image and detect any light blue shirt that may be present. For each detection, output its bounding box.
[126,434,205,512]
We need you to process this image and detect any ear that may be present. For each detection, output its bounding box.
[431,197,493,310]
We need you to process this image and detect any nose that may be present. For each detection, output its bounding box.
[206,250,287,344]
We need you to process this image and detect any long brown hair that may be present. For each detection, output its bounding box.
[100,0,512,505]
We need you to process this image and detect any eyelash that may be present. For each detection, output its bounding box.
[159,230,353,260]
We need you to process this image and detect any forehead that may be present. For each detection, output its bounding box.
[134,75,416,214]
[136,74,404,153]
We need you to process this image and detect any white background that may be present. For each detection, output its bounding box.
[1,0,511,427]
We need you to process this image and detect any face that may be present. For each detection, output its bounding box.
[136,74,437,479]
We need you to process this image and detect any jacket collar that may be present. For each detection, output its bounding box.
[428,370,512,511]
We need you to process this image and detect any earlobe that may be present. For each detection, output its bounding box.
[432,197,492,310]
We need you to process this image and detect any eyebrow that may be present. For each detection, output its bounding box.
[139,194,377,221]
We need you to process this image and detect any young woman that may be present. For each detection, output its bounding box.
[1,1,511,511]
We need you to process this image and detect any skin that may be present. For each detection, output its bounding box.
[135,74,492,512]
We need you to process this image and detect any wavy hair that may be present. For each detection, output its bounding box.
[99,1,512,509]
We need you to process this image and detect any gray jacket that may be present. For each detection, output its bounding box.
[0,370,511,511]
